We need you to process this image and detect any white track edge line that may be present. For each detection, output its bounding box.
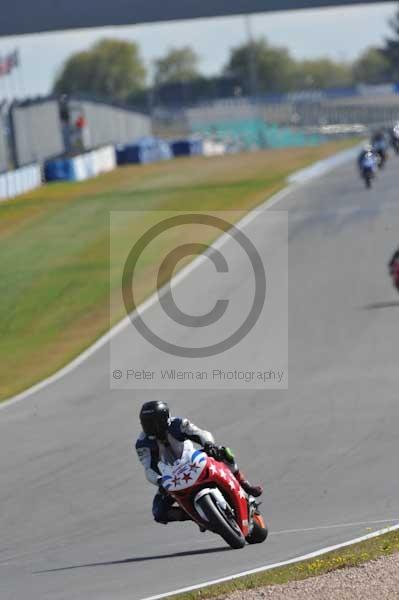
[270,518,399,536]
[0,185,293,411]
[0,183,295,412]
[141,523,399,600]
[0,145,357,411]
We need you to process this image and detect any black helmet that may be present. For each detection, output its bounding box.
[140,401,170,438]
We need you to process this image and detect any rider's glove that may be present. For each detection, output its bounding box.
[157,477,168,495]
[204,442,222,460]
[221,446,235,465]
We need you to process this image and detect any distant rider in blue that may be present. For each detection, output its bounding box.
[136,401,263,525]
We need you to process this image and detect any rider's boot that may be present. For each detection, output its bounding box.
[166,508,205,531]
[165,507,191,522]
[234,470,263,498]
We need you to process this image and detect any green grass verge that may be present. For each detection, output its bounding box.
[167,527,399,600]
[0,139,358,401]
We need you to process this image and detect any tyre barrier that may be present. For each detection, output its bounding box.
[116,137,172,165]
[170,138,203,157]
[2,136,224,201]
[44,145,116,182]
[0,164,42,201]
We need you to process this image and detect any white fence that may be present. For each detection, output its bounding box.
[12,100,64,167]
[70,100,152,150]
[0,164,42,201]
[65,145,116,182]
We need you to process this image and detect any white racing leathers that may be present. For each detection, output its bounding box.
[135,417,214,485]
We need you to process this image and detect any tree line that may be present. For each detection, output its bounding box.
[53,7,399,107]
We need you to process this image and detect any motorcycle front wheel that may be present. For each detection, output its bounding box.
[197,494,245,549]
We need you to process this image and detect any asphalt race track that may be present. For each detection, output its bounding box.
[1,157,399,600]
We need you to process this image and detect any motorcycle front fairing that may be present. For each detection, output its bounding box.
[158,443,250,536]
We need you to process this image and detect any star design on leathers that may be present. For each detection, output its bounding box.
[219,469,228,480]
[182,472,192,483]
[171,476,181,486]
[228,479,236,490]
[209,463,217,474]
[238,487,246,499]
[189,463,200,473]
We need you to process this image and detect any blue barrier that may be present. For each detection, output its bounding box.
[116,137,172,165]
[44,157,75,182]
[170,138,203,157]
[44,147,116,182]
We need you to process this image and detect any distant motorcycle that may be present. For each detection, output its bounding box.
[372,135,388,169]
[158,441,268,549]
[390,125,399,155]
[391,136,399,155]
[374,146,387,169]
[389,259,399,292]
[359,152,377,189]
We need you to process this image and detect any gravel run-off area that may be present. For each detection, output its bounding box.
[219,553,399,600]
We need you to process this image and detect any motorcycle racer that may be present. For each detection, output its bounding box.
[357,145,377,188]
[135,401,263,524]
[388,247,399,274]
[357,144,376,169]
[390,123,399,154]
[371,130,388,168]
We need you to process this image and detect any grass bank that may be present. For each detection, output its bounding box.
[166,527,399,600]
[0,139,356,401]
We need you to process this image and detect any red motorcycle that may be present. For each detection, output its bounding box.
[389,259,399,292]
[159,442,268,549]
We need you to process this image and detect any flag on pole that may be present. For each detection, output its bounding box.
[0,49,19,77]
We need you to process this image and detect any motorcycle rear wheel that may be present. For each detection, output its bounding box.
[246,513,268,544]
[197,494,245,549]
